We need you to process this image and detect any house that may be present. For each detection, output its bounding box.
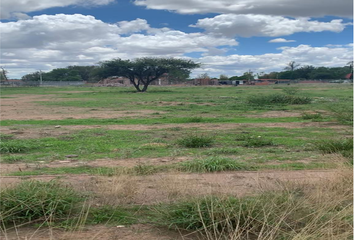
[193,78,219,85]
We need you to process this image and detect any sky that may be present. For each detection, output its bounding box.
[0,0,353,79]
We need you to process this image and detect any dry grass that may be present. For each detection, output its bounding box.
[183,165,353,240]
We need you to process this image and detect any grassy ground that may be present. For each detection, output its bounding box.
[0,83,352,239]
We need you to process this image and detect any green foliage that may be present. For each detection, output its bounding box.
[315,138,353,160]
[177,134,214,148]
[0,180,82,225]
[282,87,300,95]
[236,134,274,148]
[1,155,26,163]
[247,94,312,106]
[87,206,135,225]
[179,157,252,172]
[301,112,323,121]
[0,140,39,153]
[327,103,353,125]
[99,57,200,92]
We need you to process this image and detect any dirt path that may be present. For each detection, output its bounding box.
[0,94,160,120]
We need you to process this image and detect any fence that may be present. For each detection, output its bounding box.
[1,81,85,87]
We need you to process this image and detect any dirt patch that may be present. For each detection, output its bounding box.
[0,121,348,140]
[0,94,162,120]
[246,111,301,118]
[1,224,196,240]
[0,169,339,205]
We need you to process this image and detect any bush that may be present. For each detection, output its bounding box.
[179,157,252,172]
[247,94,311,106]
[0,180,83,225]
[177,134,214,148]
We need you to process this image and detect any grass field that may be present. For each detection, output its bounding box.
[0,83,352,240]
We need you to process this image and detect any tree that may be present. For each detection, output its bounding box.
[197,73,210,79]
[219,74,228,80]
[284,61,300,72]
[0,67,9,84]
[99,57,200,92]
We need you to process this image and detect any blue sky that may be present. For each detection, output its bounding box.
[1,0,353,79]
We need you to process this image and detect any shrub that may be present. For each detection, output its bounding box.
[247,94,311,106]
[179,157,252,172]
[0,180,83,225]
[177,134,214,148]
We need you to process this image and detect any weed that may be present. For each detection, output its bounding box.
[154,167,353,239]
[177,134,214,148]
[315,138,353,161]
[0,140,39,153]
[1,155,26,163]
[87,206,135,225]
[282,87,300,95]
[301,112,323,121]
[179,157,252,172]
[327,103,353,125]
[247,94,312,106]
[0,180,83,226]
[0,133,14,140]
[237,134,274,148]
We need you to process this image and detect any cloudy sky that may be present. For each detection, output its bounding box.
[1,0,353,79]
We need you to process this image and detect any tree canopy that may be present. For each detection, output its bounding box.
[98,57,200,92]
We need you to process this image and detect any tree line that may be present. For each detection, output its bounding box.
[20,59,353,91]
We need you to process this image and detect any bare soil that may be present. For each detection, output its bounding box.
[0,94,160,120]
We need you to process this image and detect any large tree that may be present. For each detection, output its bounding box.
[98,57,200,92]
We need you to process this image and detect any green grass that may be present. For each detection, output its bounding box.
[0,180,83,225]
[315,138,353,161]
[179,157,253,172]
[177,134,214,148]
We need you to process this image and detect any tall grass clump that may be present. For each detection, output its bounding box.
[0,140,39,153]
[179,157,252,172]
[247,94,311,106]
[155,167,353,239]
[315,138,353,161]
[177,134,214,148]
[0,180,83,226]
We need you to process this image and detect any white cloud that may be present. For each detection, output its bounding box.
[134,0,353,18]
[191,14,347,37]
[196,44,353,77]
[0,14,238,78]
[269,38,296,43]
[1,0,115,19]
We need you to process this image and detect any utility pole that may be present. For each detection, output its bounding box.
[39,70,43,86]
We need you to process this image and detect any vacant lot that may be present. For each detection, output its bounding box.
[0,84,352,240]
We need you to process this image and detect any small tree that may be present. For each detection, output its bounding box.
[99,58,200,92]
[219,74,228,80]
